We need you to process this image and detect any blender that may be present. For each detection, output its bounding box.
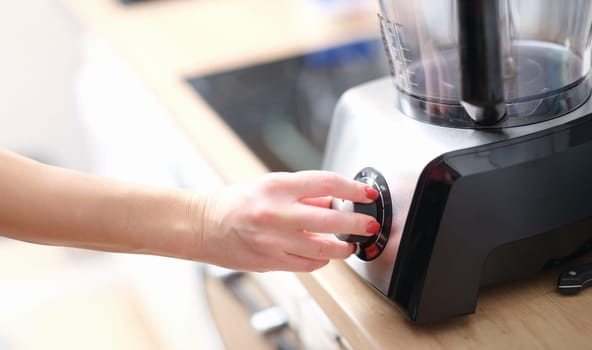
[325,0,592,322]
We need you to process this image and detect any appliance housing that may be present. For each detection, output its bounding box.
[323,77,592,322]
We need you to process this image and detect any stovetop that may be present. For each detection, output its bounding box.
[186,39,389,171]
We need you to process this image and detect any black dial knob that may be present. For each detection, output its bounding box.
[333,167,392,261]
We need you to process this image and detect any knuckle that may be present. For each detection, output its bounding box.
[353,214,370,234]
[337,244,353,259]
[315,240,331,259]
[316,173,337,194]
[260,172,289,193]
[317,211,335,232]
[250,204,277,225]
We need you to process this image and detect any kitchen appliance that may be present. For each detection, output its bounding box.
[325,0,592,322]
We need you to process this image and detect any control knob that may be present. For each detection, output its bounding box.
[332,167,392,261]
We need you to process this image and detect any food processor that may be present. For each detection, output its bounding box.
[325,0,592,322]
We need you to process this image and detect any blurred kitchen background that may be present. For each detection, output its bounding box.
[0,0,386,349]
[189,38,387,171]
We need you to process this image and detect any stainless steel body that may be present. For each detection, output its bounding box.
[322,76,592,296]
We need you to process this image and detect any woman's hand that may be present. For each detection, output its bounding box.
[0,149,379,271]
[193,171,381,272]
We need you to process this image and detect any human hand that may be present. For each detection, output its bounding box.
[192,171,381,272]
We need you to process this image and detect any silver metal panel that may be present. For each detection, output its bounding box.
[322,77,592,295]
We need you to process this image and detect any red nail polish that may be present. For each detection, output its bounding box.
[367,221,381,234]
[365,187,379,200]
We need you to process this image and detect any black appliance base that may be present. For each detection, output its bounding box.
[391,113,592,322]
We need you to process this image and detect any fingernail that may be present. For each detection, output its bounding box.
[365,186,379,200]
[367,221,381,234]
[351,244,357,254]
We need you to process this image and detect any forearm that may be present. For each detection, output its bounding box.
[0,149,202,260]
[0,149,379,272]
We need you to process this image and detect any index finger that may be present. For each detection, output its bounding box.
[286,171,376,203]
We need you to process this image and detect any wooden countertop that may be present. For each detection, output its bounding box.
[61,0,592,348]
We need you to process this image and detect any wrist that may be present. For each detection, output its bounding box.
[182,191,209,262]
[134,189,208,262]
